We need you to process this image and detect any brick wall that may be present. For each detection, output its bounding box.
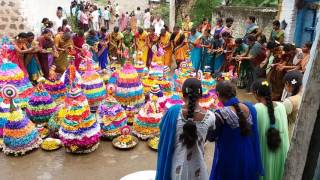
[212,6,278,39]
[0,0,27,37]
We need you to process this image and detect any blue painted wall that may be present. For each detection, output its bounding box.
[294,0,319,47]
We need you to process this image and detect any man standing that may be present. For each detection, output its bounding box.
[53,7,66,33]
[152,16,165,36]
[91,6,100,31]
[135,7,143,27]
[103,6,111,31]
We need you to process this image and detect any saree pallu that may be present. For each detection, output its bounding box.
[73,36,85,70]
[8,49,28,77]
[159,32,172,67]
[213,53,225,73]
[136,32,149,65]
[190,47,202,71]
[108,33,122,63]
[98,45,108,69]
[25,54,43,81]
[38,39,54,78]
[238,60,251,89]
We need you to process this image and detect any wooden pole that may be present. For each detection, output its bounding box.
[169,0,175,31]
[284,21,320,179]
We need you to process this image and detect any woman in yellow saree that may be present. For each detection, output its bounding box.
[172,26,188,68]
[135,27,149,65]
[159,28,172,67]
[54,32,74,74]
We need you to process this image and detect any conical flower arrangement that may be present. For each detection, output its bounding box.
[59,86,100,154]
[0,60,34,108]
[81,61,106,112]
[0,100,10,138]
[44,65,66,103]
[115,62,145,108]
[97,88,128,139]
[26,79,58,124]
[133,96,163,140]
[2,84,42,156]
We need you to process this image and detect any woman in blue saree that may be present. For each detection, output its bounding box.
[208,81,263,180]
[200,29,213,72]
[211,34,224,73]
[98,27,109,69]
[156,78,215,180]
[188,27,202,71]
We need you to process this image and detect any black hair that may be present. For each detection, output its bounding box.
[273,20,280,27]
[252,79,281,151]
[26,32,34,37]
[266,41,278,50]
[249,16,256,23]
[47,21,53,28]
[137,7,140,10]
[202,17,208,23]
[235,38,243,45]
[57,6,63,11]
[222,31,231,39]
[191,27,197,34]
[138,27,143,34]
[247,34,256,42]
[283,70,303,96]
[62,19,68,26]
[180,78,203,149]
[17,32,28,39]
[150,26,155,32]
[88,29,96,36]
[216,81,251,136]
[283,43,295,52]
[42,18,49,24]
[216,18,223,24]
[42,29,51,35]
[114,26,119,33]
[101,26,107,33]
[226,17,234,23]
[184,14,189,19]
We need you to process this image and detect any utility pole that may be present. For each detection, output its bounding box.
[169,0,175,31]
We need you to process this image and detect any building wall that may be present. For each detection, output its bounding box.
[212,6,278,39]
[0,0,70,37]
[278,0,297,43]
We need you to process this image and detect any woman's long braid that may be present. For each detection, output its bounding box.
[233,103,251,136]
[180,78,202,149]
[180,89,199,149]
[265,91,281,151]
[252,80,281,151]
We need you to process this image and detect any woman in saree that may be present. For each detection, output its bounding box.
[98,27,109,69]
[233,38,249,89]
[135,27,149,65]
[156,78,215,180]
[269,20,285,44]
[182,15,193,37]
[38,29,55,78]
[221,31,235,72]
[282,71,303,140]
[146,27,159,67]
[159,28,173,67]
[208,81,263,180]
[54,31,74,74]
[171,26,188,68]
[211,18,224,37]
[9,32,29,76]
[268,43,294,100]
[252,80,289,180]
[73,31,85,70]
[200,17,212,34]
[200,29,213,72]
[122,27,135,57]
[188,27,202,71]
[244,16,262,43]
[108,26,123,64]
[25,32,43,81]
[211,34,224,73]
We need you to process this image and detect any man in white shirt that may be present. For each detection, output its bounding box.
[53,7,66,33]
[152,16,164,35]
[91,6,100,31]
[135,7,143,27]
[103,6,111,30]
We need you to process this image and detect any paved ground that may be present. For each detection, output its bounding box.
[0,90,255,180]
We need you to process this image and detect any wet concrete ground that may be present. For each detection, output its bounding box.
[0,90,255,180]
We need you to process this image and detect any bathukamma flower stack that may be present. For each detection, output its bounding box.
[81,68,106,112]
[133,96,162,140]
[0,100,10,138]
[3,101,42,156]
[26,82,58,124]
[0,61,34,108]
[97,92,128,139]
[115,62,145,108]
[44,66,66,103]
[59,86,100,153]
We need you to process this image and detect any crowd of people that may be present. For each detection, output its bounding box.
[0,0,312,179]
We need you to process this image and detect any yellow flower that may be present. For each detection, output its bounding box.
[262,81,269,87]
